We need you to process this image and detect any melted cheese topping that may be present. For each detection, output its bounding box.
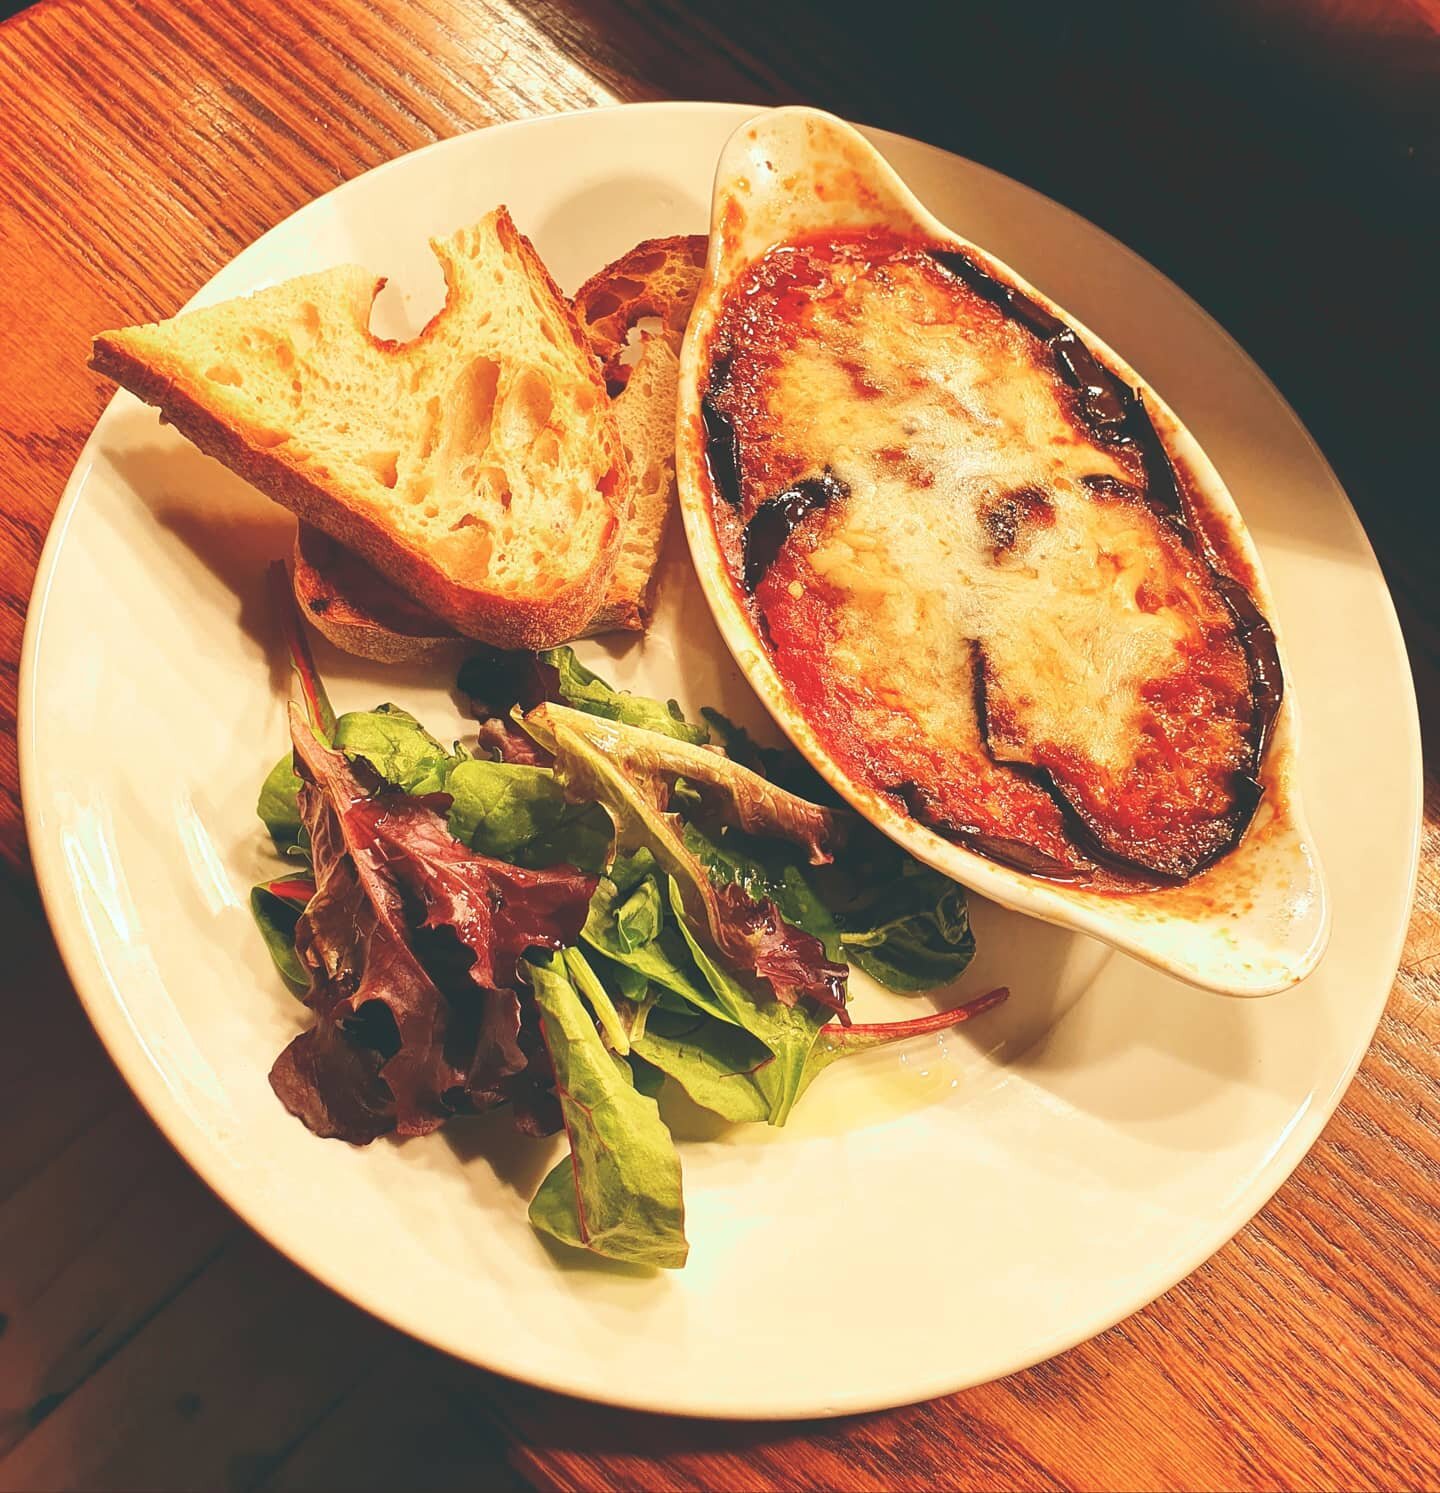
[708,233,1256,884]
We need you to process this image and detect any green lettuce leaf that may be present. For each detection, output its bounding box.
[249,874,314,992]
[562,945,630,1054]
[822,834,976,993]
[584,944,651,1006]
[531,709,848,1021]
[258,702,456,852]
[697,706,975,993]
[524,703,843,865]
[664,876,829,1124]
[332,704,460,795]
[631,1007,772,1124]
[582,871,717,1012]
[628,1055,668,1101]
[542,646,709,745]
[683,822,843,960]
[443,758,610,873]
[615,876,664,951]
[526,954,688,1270]
[257,753,305,855]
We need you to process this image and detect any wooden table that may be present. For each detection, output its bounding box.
[2,1,1436,1488]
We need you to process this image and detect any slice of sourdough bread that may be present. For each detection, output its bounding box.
[293,233,706,657]
[92,208,627,649]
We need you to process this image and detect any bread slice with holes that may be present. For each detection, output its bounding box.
[291,233,707,656]
[91,208,627,649]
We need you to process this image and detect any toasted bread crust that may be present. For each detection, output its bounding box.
[292,527,459,663]
[91,209,627,651]
[573,233,707,374]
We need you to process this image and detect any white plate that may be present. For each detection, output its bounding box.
[20,103,1422,1418]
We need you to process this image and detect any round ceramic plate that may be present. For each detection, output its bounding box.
[21,103,1421,1419]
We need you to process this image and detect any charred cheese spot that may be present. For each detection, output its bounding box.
[706,231,1266,886]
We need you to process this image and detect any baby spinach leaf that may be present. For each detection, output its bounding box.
[584,944,650,1005]
[526,954,688,1270]
[632,1008,773,1124]
[443,758,610,873]
[531,710,847,1017]
[332,704,459,796]
[690,808,976,996]
[628,1054,668,1102]
[582,873,717,1013]
[822,833,976,993]
[608,847,658,897]
[257,753,305,855]
[249,874,314,992]
[683,823,842,961]
[697,700,976,995]
[541,646,709,745]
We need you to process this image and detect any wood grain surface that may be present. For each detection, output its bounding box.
[1,1,1437,1489]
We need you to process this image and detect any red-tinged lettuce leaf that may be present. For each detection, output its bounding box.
[523,707,848,1019]
[664,876,829,1124]
[274,704,594,1144]
[630,987,1008,1125]
[270,1011,395,1144]
[526,954,688,1270]
[271,561,337,737]
[712,880,847,1021]
[256,563,337,853]
[351,797,595,991]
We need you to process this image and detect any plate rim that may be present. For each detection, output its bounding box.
[18,100,1424,1419]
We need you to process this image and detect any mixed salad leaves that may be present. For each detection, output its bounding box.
[253,573,1004,1269]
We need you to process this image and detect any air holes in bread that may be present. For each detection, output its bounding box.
[362,450,399,489]
[501,368,553,448]
[448,356,499,454]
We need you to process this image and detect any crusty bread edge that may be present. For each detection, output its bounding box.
[572,232,708,367]
[290,532,459,664]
